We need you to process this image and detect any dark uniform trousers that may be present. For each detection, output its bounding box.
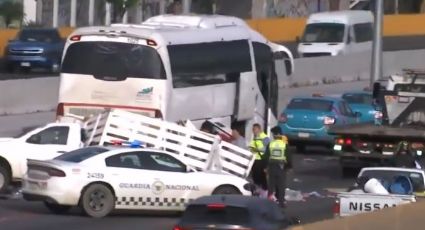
[267,160,286,205]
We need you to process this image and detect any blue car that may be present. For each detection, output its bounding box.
[341,91,382,124]
[5,28,65,73]
[279,95,360,152]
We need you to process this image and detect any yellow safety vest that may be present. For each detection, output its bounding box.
[269,139,287,162]
[250,132,268,160]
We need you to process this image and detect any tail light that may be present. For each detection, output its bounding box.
[207,203,226,210]
[411,143,424,149]
[48,168,66,177]
[29,165,66,177]
[279,113,287,123]
[374,111,383,119]
[172,226,189,230]
[336,138,352,145]
[345,138,352,145]
[324,116,335,125]
[70,35,81,41]
[56,103,64,117]
[333,200,340,217]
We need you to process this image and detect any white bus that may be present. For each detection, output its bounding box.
[58,15,294,139]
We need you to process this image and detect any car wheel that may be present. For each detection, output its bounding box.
[212,185,241,195]
[44,201,71,214]
[295,145,306,153]
[0,166,11,193]
[80,183,114,218]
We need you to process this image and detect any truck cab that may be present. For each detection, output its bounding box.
[0,123,84,192]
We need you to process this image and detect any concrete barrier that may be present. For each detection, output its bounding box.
[1,49,424,116]
[0,77,59,115]
[279,49,425,88]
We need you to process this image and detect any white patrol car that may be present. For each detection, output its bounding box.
[22,145,253,218]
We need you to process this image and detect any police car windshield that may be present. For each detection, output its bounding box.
[287,98,333,112]
[54,147,109,163]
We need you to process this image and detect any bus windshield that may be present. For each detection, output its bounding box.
[61,41,166,81]
[302,23,345,43]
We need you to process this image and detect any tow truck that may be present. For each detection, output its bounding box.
[330,69,425,176]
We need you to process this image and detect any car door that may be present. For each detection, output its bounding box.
[104,151,155,210]
[105,151,197,211]
[137,151,201,210]
[19,126,73,177]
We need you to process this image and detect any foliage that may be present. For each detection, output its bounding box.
[0,0,24,28]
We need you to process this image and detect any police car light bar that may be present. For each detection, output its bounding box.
[110,140,144,148]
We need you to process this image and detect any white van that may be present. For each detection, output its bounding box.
[297,10,374,58]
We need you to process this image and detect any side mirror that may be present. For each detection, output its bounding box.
[27,134,41,144]
[354,111,362,117]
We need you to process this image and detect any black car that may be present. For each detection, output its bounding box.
[4,28,65,73]
[173,195,299,230]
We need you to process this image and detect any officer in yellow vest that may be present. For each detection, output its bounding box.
[249,123,270,196]
[263,126,291,208]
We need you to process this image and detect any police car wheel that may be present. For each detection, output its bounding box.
[0,166,10,193]
[43,201,71,214]
[212,185,241,195]
[81,184,114,218]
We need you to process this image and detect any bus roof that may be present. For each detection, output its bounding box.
[307,10,373,25]
[69,14,268,46]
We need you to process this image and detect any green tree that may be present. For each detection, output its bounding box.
[106,0,139,23]
[0,0,24,28]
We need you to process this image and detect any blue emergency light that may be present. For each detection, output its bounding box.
[111,140,144,148]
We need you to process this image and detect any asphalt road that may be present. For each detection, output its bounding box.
[0,80,366,229]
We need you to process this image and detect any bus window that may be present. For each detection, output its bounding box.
[167,40,251,88]
[62,41,166,81]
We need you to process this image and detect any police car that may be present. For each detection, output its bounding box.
[22,144,252,218]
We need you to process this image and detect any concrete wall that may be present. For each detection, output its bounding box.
[1,49,424,116]
[279,49,425,87]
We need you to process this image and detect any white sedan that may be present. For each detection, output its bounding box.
[22,146,253,218]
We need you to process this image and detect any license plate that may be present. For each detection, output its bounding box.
[20,62,30,67]
[333,145,342,151]
[360,150,371,154]
[383,151,394,155]
[298,132,310,138]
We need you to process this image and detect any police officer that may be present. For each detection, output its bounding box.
[393,141,417,168]
[249,123,270,197]
[263,126,291,208]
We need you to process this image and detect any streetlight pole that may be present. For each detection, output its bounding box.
[370,0,384,88]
